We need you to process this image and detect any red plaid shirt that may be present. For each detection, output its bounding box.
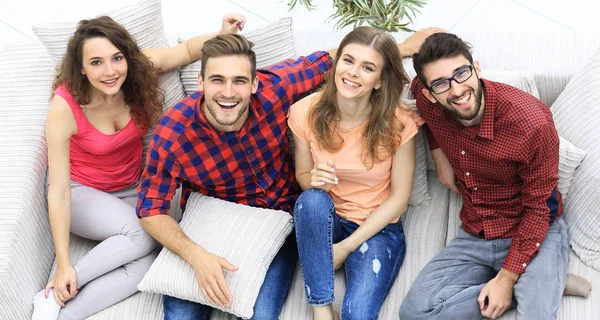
[137,51,332,218]
[412,78,563,274]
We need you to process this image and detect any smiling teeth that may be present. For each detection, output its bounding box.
[102,79,117,84]
[217,101,237,107]
[455,93,470,104]
[343,79,360,88]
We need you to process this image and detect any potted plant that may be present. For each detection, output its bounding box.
[288,0,426,32]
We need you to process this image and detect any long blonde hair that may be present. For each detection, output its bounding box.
[309,26,409,167]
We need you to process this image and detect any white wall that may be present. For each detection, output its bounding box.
[1,0,599,48]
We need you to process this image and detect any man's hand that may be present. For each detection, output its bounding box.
[400,27,446,57]
[191,248,239,308]
[478,269,519,319]
[332,242,351,270]
[431,148,459,193]
[220,13,247,34]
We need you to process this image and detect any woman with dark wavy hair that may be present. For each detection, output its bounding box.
[33,13,246,320]
[288,26,425,319]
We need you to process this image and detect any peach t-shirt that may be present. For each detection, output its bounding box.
[288,92,423,225]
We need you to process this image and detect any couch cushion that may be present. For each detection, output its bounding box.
[550,47,600,272]
[0,42,56,320]
[177,16,297,96]
[557,136,587,201]
[31,0,187,169]
[138,193,293,319]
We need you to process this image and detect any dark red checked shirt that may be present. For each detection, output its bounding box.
[412,78,563,274]
[137,51,332,218]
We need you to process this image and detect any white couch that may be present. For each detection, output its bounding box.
[1,14,599,320]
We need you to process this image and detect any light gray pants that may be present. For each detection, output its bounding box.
[55,181,157,320]
[399,217,570,320]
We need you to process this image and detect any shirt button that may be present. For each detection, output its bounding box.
[466,172,470,176]
[245,149,253,155]
[461,150,466,155]
[473,187,478,191]
[522,263,527,268]
[536,243,540,247]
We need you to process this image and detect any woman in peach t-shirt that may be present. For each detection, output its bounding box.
[288,26,423,320]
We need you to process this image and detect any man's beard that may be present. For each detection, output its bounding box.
[438,82,484,122]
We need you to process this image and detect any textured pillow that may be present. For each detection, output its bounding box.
[557,136,586,200]
[549,47,600,272]
[178,16,297,95]
[137,193,293,319]
[399,97,433,207]
[31,0,187,168]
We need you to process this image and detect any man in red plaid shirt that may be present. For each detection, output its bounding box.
[136,31,433,319]
[400,33,569,320]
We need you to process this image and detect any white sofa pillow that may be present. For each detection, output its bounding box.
[549,47,600,272]
[137,193,294,319]
[558,136,587,200]
[178,16,297,95]
[31,0,187,168]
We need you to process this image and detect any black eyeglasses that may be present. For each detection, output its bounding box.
[427,64,475,94]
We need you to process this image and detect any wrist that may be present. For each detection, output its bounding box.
[336,239,356,254]
[498,268,519,284]
[56,257,71,268]
[186,244,208,265]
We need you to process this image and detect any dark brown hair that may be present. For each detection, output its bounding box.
[200,34,256,80]
[310,26,409,167]
[52,16,163,128]
[413,33,473,86]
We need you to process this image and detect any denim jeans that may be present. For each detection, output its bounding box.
[294,189,406,320]
[163,233,298,320]
[399,217,570,320]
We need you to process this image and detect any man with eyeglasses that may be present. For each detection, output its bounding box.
[399,33,569,320]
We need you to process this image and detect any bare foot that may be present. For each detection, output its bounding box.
[563,273,591,298]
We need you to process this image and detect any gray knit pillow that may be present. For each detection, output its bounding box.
[138,193,293,319]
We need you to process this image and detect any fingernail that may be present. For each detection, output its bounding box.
[330,168,336,173]
[327,160,333,165]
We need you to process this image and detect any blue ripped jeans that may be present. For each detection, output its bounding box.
[294,189,406,320]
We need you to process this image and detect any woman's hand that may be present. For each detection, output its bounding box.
[333,243,351,270]
[45,264,77,307]
[220,13,247,34]
[310,160,338,192]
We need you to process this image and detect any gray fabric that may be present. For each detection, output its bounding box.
[47,182,156,319]
[549,47,600,272]
[0,41,56,320]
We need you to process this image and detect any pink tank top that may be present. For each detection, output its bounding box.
[55,84,145,192]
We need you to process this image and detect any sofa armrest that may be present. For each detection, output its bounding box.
[0,42,56,318]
